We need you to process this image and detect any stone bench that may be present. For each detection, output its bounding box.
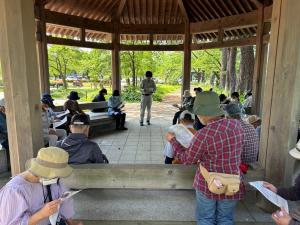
[62,163,266,224]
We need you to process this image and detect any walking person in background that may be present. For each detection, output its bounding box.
[108,90,127,130]
[140,71,156,126]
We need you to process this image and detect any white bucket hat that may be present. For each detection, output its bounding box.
[26,147,73,179]
[289,140,300,160]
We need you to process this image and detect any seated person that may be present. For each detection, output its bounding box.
[57,114,109,164]
[225,104,259,173]
[0,146,83,225]
[0,98,10,170]
[230,91,245,114]
[247,115,262,139]
[243,91,253,114]
[64,99,84,133]
[108,90,127,130]
[67,91,81,102]
[264,140,300,225]
[41,97,67,146]
[172,90,193,125]
[164,110,196,164]
[92,88,108,113]
[42,93,61,117]
[219,93,230,105]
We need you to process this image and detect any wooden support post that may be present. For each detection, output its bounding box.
[182,23,191,95]
[36,2,50,94]
[0,0,44,175]
[112,22,121,91]
[80,28,86,43]
[259,0,300,186]
[111,1,126,91]
[252,6,264,114]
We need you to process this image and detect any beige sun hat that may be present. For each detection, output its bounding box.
[247,115,261,124]
[289,140,300,160]
[183,90,191,98]
[26,147,73,179]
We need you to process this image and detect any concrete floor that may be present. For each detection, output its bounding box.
[91,102,176,164]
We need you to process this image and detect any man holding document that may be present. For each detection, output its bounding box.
[140,71,156,126]
[108,90,127,130]
[262,140,300,225]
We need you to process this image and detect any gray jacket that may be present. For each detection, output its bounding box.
[57,133,109,164]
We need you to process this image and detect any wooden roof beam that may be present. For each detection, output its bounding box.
[250,0,263,8]
[190,5,272,34]
[178,0,189,22]
[36,9,114,33]
[46,36,113,49]
[120,44,184,51]
[119,24,185,34]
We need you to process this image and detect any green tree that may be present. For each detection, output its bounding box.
[48,45,82,88]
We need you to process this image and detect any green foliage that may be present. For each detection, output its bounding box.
[121,84,180,102]
[192,49,221,79]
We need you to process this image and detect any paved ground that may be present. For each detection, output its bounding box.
[91,91,180,164]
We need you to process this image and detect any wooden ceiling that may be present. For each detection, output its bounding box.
[39,0,272,44]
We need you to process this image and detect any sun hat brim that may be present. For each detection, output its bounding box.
[26,158,73,179]
[289,148,300,160]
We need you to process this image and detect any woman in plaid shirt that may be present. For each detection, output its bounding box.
[166,91,244,225]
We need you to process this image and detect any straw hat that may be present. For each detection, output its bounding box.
[183,90,191,98]
[289,140,300,160]
[247,115,261,124]
[26,147,73,179]
[193,91,224,116]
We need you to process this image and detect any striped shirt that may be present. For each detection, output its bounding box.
[0,176,74,225]
[170,118,246,200]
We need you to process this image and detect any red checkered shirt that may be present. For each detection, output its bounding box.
[240,120,259,164]
[170,118,245,200]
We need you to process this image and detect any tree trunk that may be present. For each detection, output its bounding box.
[238,46,255,93]
[220,48,228,89]
[227,47,237,93]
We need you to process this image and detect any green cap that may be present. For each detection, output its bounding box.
[193,91,224,116]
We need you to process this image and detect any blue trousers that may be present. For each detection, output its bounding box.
[195,190,237,225]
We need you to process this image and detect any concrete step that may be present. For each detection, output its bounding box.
[73,189,273,223]
[80,221,273,225]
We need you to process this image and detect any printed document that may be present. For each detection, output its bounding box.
[249,181,289,213]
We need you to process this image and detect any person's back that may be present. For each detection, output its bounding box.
[92,89,108,113]
[57,133,107,164]
[240,120,259,164]
[57,113,108,164]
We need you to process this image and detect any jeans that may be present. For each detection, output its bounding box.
[195,190,237,225]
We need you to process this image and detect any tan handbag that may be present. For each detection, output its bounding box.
[200,164,241,196]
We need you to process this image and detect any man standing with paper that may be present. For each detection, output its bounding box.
[140,71,156,126]
[264,140,300,225]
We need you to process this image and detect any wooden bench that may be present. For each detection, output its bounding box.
[55,102,115,134]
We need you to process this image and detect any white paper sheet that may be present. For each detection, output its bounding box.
[53,116,67,128]
[118,103,125,109]
[49,205,60,225]
[60,190,82,202]
[249,181,289,213]
[55,109,70,118]
[168,124,194,148]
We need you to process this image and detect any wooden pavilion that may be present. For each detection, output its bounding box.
[0,0,299,189]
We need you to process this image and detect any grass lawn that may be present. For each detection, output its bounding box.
[50,83,181,103]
